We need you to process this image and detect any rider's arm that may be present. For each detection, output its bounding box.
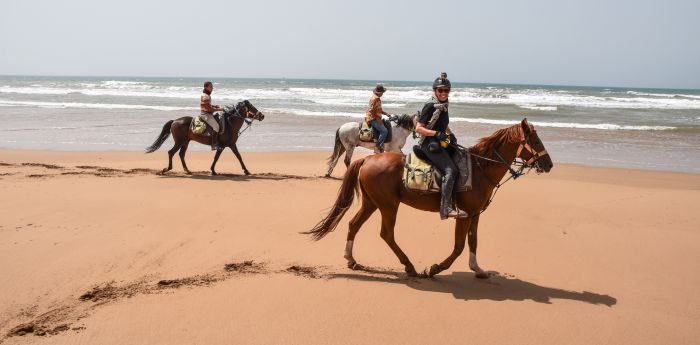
[416,122,438,137]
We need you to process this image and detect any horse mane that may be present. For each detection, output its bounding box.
[396,114,414,130]
[470,124,523,161]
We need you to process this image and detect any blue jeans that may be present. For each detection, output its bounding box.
[369,119,388,151]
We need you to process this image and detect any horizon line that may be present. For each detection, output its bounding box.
[1,73,698,92]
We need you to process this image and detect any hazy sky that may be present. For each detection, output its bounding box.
[1,0,698,88]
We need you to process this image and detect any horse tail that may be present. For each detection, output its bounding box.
[145,120,174,153]
[304,157,365,241]
[327,128,345,164]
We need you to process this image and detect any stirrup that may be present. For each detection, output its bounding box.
[441,208,468,220]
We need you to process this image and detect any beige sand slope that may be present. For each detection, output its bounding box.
[0,150,698,345]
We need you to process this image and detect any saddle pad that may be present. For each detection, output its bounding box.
[191,116,207,135]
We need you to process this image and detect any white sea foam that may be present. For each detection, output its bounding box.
[0,99,195,111]
[518,105,558,111]
[266,107,363,118]
[450,117,675,131]
[3,83,700,110]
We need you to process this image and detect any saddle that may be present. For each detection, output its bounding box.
[359,120,393,143]
[403,146,472,194]
[190,114,226,136]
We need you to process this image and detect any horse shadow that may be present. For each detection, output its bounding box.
[156,171,317,182]
[327,268,616,306]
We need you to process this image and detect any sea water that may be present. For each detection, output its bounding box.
[0,76,698,173]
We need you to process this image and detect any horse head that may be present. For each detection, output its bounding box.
[226,100,265,121]
[518,118,553,173]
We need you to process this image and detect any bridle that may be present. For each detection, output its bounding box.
[224,102,263,136]
[515,130,549,168]
[471,127,549,181]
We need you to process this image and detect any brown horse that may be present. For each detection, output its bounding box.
[304,119,553,279]
[145,100,264,175]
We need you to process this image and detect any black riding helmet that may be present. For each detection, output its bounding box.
[432,72,451,89]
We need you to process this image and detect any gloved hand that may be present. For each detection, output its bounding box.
[449,133,457,144]
[435,131,448,141]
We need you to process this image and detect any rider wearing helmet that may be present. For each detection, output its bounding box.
[415,72,467,220]
[365,84,390,153]
[200,81,224,150]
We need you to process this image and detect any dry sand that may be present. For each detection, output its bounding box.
[0,149,698,344]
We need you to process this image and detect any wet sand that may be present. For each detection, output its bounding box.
[0,150,698,344]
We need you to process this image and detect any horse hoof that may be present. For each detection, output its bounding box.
[243,171,251,176]
[348,262,364,270]
[185,170,192,175]
[429,264,441,277]
[406,267,418,277]
[211,171,217,176]
[160,168,170,174]
[474,271,489,279]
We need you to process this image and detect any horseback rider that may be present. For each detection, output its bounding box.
[366,84,390,153]
[415,72,467,220]
[200,81,224,150]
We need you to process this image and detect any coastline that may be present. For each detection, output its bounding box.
[1,150,698,344]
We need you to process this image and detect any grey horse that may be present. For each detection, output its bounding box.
[325,113,418,177]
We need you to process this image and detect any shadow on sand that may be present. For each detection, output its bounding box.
[327,268,616,306]
[156,171,317,182]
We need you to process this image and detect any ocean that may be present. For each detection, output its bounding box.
[0,76,698,173]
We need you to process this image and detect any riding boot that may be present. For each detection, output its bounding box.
[440,171,468,220]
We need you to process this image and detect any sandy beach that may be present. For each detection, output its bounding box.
[0,149,699,345]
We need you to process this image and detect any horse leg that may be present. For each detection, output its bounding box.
[344,192,377,269]
[230,144,250,175]
[325,135,346,177]
[378,204,417,277]
[210,148,223,175]
[467,215,489,279]
[344,146,355,167]
[178,141,191,174]
[162,142,181,173]
[423,217,471,277]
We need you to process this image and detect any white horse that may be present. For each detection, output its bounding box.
[325,113,418,177]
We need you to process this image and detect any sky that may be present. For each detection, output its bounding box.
[1,0,698,89]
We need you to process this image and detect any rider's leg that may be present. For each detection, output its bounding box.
[423,143,467,220]
[370,120,388,153]
[202,114,221,150]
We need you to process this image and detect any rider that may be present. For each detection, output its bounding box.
[365,84,390,153]
[415,72,467,220]
[200,81,224,150]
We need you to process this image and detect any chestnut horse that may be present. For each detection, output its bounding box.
[304,119,553,278]
[145,100,264,175]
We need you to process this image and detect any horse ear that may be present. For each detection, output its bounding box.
[521,118,531,135]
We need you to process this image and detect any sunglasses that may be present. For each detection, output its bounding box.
[436,88,450,94]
